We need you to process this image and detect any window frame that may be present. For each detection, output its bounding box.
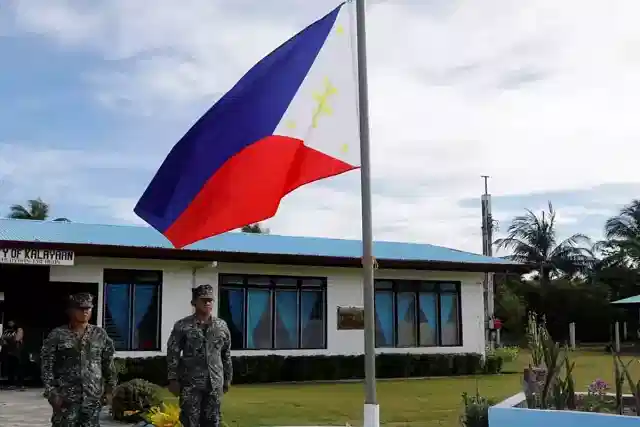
[102,269,163,352]
[218,274,328,351]
[374,279,463,348]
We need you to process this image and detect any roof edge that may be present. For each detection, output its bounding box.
[0,240,527,273]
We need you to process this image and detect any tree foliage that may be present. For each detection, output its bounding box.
[494,202,592,284]
[241,223,269,234]
[496,200,640,344]
[6,198,69,222]
[601,199,640,268]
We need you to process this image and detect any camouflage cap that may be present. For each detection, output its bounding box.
[192,284,215,300]
[68,292,94,309]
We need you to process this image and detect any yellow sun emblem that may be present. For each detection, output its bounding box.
[311,77,338,128]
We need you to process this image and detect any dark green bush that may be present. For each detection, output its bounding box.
[482,353,504,374]
[117,356,168,385]
[111,378,163,423]
[115,353,490,386]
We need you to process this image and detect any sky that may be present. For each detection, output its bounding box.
[2,0,640,254]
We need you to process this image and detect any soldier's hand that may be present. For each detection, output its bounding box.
[48,395,64,413]
[168,380,180,396]
[223,383,230,394]
[102,392,113,406]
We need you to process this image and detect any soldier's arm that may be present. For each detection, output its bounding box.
[166,322,183,382]
[40,330,58,399]
[101,332,117,393]
[15,328,24,343]
[221,320,233,387]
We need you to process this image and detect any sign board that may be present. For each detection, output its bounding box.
[337,306,365,330]
[0,248,75,266]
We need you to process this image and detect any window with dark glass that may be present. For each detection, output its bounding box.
[103,269,162,351]
[218,274,326,350]
[374,280,462,347]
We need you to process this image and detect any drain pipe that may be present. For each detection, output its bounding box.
[191,261,218,288]
[191,265,204,315]
[191,267,199,289]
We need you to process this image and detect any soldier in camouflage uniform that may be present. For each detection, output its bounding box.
[167,284,232,427]
[41,293,116,427]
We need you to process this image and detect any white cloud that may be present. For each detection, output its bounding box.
[81,195,147,225]
[5,0,640,252]
[0,143,152,220]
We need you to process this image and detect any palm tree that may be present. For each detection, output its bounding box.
[601,199,640,268]
[494,201,592,284]
[241,223,268,234]
[7,198,70,222]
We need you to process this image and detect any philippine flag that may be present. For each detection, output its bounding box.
[134,2,360,248]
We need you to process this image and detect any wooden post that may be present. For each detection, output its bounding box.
[569,322,576,350]
[614,321,621,353]
[496,328,501,346]
[623,321,628,341]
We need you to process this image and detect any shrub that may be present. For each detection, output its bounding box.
[116,356,168,385]
[460,390,496,427]
[482,353,504,374]
[115,353,488,385]
[492,346,520,363]
[111,378,164,423]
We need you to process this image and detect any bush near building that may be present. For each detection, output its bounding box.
[114,352,502,386]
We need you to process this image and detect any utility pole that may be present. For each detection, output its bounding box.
[481,175,492,256]
[481,175,495,351]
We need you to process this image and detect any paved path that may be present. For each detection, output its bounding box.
[0,389,128,426]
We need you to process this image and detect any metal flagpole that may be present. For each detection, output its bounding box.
[354,0,379,426]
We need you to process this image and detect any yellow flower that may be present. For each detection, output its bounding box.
[148,403,182,427]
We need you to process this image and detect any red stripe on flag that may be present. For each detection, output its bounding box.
[164,135,357,248]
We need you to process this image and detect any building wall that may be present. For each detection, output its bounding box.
[49,257,487,358]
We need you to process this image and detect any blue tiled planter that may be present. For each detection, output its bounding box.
[489,392,638,427]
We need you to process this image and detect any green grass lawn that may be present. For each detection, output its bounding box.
[164,351,639,427]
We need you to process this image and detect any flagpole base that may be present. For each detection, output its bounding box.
[364,403,380,427]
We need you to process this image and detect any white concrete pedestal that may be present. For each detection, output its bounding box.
[364,403,380,427]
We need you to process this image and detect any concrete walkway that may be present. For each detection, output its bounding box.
[0,389,127,426]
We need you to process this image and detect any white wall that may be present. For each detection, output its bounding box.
[49,257,487,358]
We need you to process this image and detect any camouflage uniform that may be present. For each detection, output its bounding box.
[40,293,116,427]
[167,285,232,427]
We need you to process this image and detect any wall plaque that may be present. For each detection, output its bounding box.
[337,306,365,330]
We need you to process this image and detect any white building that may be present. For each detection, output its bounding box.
[0,219,522,359]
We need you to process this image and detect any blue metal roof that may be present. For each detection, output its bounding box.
[612,295,640,305]
[0,218,516,266]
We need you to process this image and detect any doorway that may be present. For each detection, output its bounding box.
[0,265,98,384]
